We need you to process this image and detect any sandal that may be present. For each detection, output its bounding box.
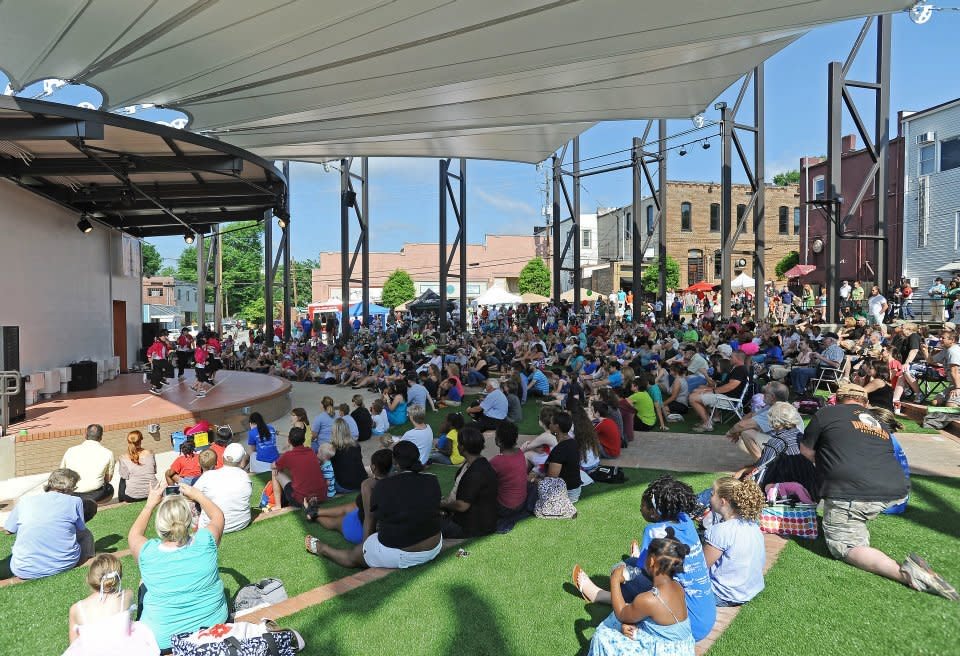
[630,539,640,559]
[572,564,591,602]
[304,535,321,556]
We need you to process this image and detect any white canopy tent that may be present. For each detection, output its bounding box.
[0,0,909,164]
[730,272,756,292]
[473,287,522,307]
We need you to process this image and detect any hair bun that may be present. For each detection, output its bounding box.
[677,543,691,558]
[409,461,424,473]
[663,526,676,539]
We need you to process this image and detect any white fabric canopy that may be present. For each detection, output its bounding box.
[730,272,756,292]
[0,1,909,163]
[473,287,522,306]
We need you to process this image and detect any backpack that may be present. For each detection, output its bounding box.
[534,477,577,519]
[171,619,303,656]
[234,578,288,613]
[590,466,626,484]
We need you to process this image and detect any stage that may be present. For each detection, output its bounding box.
[7,372,291,477]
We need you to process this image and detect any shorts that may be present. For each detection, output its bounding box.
[822,497,908,559]
[361,532,442,569]
[342,509,364,545]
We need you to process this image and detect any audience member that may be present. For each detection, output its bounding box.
[440,426,499,538]
[246,411,280,474]
[60,424,116,502]
[703,477,766,606]
[330,418,369,493]
[194,443,252,533]
[118,430,157,502]
[490,423,531,517]
[164,440,201,485]
[271,427,327,509]
[467,378,509,431]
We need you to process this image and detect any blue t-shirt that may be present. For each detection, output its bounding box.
[247,425,279,463]
[479,389,509,420]
[647,383,664,406]
[138,529,228,649]
[311,411,335,444]
[531,369,550,394]
[704,518,766,604]
[3,492,85,579]
[608,371,623,389]
[407,383,429,409]
[639,514,716,641]
[387,400,408,426]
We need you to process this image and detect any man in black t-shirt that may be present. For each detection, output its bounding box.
[891,323,924,412]
[690,350,750,433]
[801,384,958,600]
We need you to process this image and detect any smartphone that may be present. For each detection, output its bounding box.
[164,485,180,496]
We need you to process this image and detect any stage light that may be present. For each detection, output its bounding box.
[277,216,288,229]
[702,140,711,150]
[679,147,687,157]
[184,230,195,244]
[909,2,934,24]
[76,215,93,234]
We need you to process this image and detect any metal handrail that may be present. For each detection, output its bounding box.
[0,370,21,437]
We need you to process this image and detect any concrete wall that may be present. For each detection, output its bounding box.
[0,180,142,373]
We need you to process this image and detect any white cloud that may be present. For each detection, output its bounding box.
[475,188,537,216]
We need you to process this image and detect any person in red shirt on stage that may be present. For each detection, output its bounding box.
[145,335,169,395]
[272,427,326,508]
[205,334,222,383]
[175,328,194,381]
[192,338,211,396]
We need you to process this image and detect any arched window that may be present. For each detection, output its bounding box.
[687,249,704,285]
[681,202,692,232]
[646,204,655,236]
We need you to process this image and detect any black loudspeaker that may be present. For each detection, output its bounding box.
[69,361,98,392]
[0,326,25,424]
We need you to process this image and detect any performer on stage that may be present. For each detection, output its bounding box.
[175,327,194,381]
[192,337,211,397]
[145,335,169,395]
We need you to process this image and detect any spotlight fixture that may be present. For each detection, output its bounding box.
[702,140,711,150]
[76,215,93,234]
[277,216,288,229]
[909,2,934,24]
[184,230,195,245]
[679,146,687,157]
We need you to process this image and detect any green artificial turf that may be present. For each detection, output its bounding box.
[3,469,958,656]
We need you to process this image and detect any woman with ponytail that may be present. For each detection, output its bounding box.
[118,431,156,502]
[128,481,227,651]
[587,528,695,656]
[574,475,716,641]
[703,476,767,606]
[66,553,159,654]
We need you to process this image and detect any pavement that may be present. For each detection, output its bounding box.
[3,380,960,525]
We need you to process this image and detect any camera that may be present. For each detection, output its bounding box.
[164,485,181,496]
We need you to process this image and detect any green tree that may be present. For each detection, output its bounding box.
[772,169,801,186]
[237,296,265,324]
[142,241,162,277]
[518,257,551,296]
[381,269,416,309]
[641,256,680,294]
[775,250,800,279]
[158,265,176,277]
[273,257,317,306]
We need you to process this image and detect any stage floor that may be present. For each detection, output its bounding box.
[11,371,290,440]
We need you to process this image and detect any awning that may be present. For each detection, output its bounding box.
[784,264,817,278]
[474,286,522,306]
[935,262,960,272]
[0,1,910,164]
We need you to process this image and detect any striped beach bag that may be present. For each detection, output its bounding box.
[760,501,819,539]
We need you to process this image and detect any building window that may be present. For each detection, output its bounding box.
[778,206,789,234]
[920,143,936,176]
[687,249,704,284]
[176,288,181,301]
[713,249,722,279]
[581,229,591,248]
[941,137,960,172]
[918,176,930,247]
[148,288,162,297]
[793,207,801,235]
[681,202,692,232]
[624,212,632,241]
[737,204,747,232]
[709,203,720,232]
[646,205,655,235]
[814,175,825,200]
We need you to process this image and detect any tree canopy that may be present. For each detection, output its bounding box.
[175,221,264,316]
[518,257,551,296]
[775,250,800,279]
[772,169,801,186]
[142,241,162,277]
[641,256,680,294]
[381,269,416,309]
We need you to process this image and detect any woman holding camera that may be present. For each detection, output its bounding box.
[128,481,227,652]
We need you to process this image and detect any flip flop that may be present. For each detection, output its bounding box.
[572,564,590,602]
[630,539,640,559]
[304,535,321,556]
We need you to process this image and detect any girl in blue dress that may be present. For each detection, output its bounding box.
[588,528,695,656]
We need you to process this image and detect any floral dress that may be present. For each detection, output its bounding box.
[588,587,695,656]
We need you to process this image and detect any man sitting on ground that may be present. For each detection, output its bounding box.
[801,383,958,600]
[60,424,116,503]
[195,443,252,533]
[467,378,509,431]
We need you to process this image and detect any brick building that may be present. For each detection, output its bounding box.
[595,180,801,291]
[312,234,547,302]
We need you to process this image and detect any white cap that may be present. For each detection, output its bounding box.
[716,344,733,358]
[224,443,245,463]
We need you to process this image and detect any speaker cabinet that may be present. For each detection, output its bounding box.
[68,361,98,392]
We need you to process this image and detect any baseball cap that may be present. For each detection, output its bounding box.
[224,443,245,463]
[716,344,733,358]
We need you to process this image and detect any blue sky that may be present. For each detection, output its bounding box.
[2,11,957,268]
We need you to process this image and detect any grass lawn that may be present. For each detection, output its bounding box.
[2,468,958,655]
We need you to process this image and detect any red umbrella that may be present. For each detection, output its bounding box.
[784,264,817,278]
[685,281,717,292]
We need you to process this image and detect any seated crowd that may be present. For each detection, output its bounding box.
[3,296,959,655]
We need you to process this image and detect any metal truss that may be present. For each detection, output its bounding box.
[265,161,293,338]
[552,139,581,306]
[439,159,467,333]
[823,15,891,323]
[631,120,668,321]
[718,65,766,320]
[340,157,369,339]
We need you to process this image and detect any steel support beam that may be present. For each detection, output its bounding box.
[214,229,223,335]
[196,232,206,329]
[657,120,668,319]
[339,157,369,339]
[631,137,642,322]
[824,16,892,322]
[0,154,241,177]
[553,139,581,307]
[439,158,467,333]
[282,161,292,341]
[264,209,274,337]
[630,121,667,321]
[0,118,103,140]
[753,67,766,320]
[720,103,734,320]
[552,155,562,304]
